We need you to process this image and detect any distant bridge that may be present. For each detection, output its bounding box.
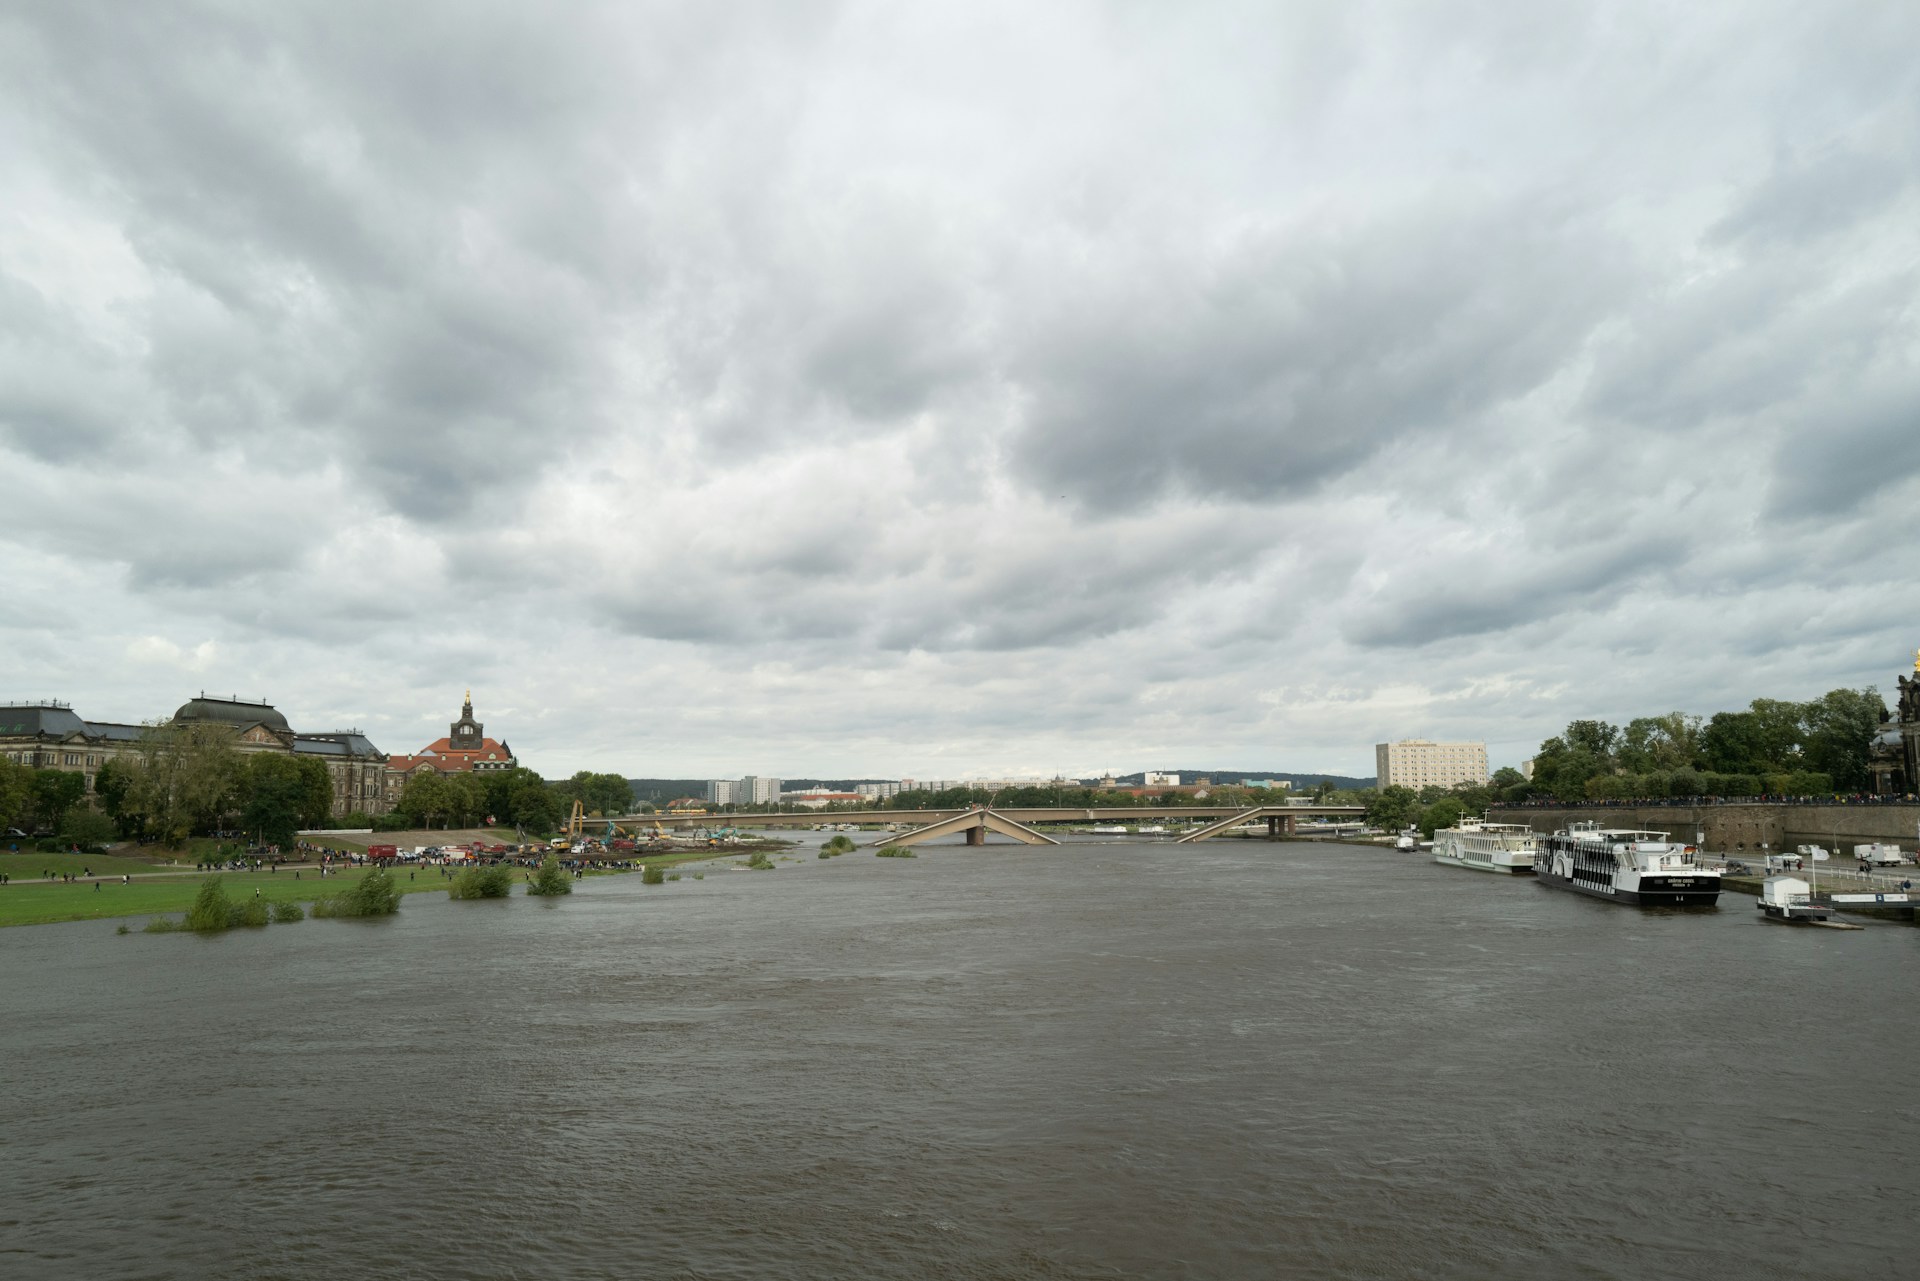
[601,804,1364,847]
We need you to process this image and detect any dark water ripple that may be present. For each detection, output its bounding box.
[2,840,1915,1279]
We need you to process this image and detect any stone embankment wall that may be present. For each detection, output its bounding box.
[1486,804,1920,854]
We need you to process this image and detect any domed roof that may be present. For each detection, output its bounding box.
[172,696,291,733]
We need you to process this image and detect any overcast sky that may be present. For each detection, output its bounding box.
[3,1,1917,782]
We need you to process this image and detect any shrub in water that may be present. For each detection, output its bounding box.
[875,846,916,858]
[231,897,270,928]
[746,851,774,871]
[272,900,305,923]
[143,916,183,933]
[449,864,515,900]
[641,864,665,885]
[528,855,572,896]
[187,877,235,932]
[314,866,403,918]
[822,835,856,855]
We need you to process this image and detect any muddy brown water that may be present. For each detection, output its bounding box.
[2,838,1913,1279]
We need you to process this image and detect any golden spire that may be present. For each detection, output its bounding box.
[1913,649,1919,674]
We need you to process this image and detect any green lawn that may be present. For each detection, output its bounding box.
[0,863,602,929]
[0,850,194,882]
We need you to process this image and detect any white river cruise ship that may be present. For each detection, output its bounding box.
[1534,822,1720,907]
[1431,815,1537,875]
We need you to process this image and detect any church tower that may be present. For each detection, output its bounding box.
[449,691,484,752]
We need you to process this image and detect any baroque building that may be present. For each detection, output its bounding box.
[1868,652,1920,796]
[0,695,391,817]
[383,692,517,805]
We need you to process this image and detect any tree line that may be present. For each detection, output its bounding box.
[4,726,645,851]
[1520,687,1884,802]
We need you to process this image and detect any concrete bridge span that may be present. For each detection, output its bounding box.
[599,806,1367,845]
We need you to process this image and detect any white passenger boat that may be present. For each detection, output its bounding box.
[1535,822,1720,907]
[1431,815,1537,875]
[1090,824,1127,835]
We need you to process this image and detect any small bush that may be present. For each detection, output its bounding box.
[745,851,774,871]
[231,897,270,928]
[143,916,184,933]
[272,900,305,923]
[314,866,403,918]
[115,923,130,935]
[641,864,665,885]
[875,846,916,858]
[821,835,856,856]
[667,873,680,881]
[187,877,235,932]
[692,872,703,880]
[528,855,572,896]
[449,864,515,899]
[818,850,832,859]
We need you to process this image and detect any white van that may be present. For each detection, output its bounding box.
[1854,843,1905,868]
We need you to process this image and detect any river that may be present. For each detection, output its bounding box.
[2,837,1913,1279]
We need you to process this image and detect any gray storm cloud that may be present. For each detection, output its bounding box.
[2,0,1917,776]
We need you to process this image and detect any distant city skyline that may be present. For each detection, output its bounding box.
[4,5,1914,781]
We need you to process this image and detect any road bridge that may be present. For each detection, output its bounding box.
[601,804,1363,838]
[878,809,1062,849]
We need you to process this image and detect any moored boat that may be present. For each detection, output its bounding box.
[1757,875,1831,924]
[1432,815,1537,875]
[1534,822,1720,907]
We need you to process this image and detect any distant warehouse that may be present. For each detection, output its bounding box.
[1374,740,1488,792]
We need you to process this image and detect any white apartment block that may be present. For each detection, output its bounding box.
[855,782,901,801]
[705,779,737,805]
[1375,740,1489,791]
[737,776,782,804]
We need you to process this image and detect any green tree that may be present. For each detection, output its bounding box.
[123,722,243,844]
[1801,687,1884,791]
[528,855,572,896]
[296,756,334,827]
[1745,698,1807,772]
[31,770,86,831]
[0,757,35,831]
[510,774,560,832]
[431,772,487,827]
[1563,720,1621,758]
[58,807,118,851]
[1700,711,1766,774]
[241,754,310,847]
[1418,796,1465,838]
[93,758,136,822]
[1366,785,1419,831]
[187,876,235,932]
[449,864,515,899]
[562,771,634,817]
[395,770,452,828]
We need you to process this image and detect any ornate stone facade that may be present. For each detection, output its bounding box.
[1868,655,1920,796]
[383,693,518,806]
[0,695,391,818]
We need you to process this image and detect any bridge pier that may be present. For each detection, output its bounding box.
[966,825,986,846]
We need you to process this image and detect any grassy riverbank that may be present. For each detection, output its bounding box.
[0,863,627,929]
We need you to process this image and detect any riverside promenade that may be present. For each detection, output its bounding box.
[1487,800,1920,856]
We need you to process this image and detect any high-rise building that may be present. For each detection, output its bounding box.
[1374,740,1488,791]
[705,779,737,804]
[737,776,782,805]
